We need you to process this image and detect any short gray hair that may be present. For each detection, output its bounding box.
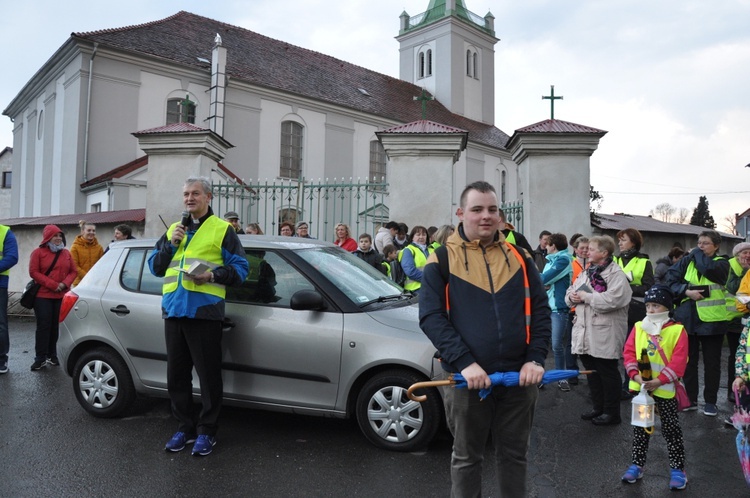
[184,176,212,195]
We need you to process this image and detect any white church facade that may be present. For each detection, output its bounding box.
[2,0,600,240]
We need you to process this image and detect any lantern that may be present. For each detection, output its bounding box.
[631,386,655,428]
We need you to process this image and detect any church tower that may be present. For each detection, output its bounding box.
[397,0,498,124]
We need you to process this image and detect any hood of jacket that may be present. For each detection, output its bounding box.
[40,225,64,246]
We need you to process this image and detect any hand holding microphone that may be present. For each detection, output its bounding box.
[171,211,190,247]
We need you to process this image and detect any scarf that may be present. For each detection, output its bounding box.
[619,248,638,261]
[47,242,65,253]
[641,311,671,336]
[586,256,613,293]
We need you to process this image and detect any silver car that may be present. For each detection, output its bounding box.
[57,237,443,451]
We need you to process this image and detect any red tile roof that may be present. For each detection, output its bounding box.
[81,155,148,189]
[134,122,209,135]
[515,119,606,134]
[380,120,468,134]
[0,208,146,227]
[72,11,510,150]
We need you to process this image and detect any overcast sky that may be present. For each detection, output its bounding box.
[2,0,749,231]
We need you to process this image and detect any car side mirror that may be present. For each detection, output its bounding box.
[290,290,326,311]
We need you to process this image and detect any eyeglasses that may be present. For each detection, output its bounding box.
[298,225,308,230]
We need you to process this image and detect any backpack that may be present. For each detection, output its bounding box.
[390,258,406,287]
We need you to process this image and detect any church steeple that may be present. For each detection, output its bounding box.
[397,0,498,124]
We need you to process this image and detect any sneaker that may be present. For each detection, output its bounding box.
[703,403,718,416]
[164,431,196,452]
[621,464,644,483]
[682,402,698,412]
[30,359,46,371]
[46,357,60,366]
[0,364,7,374]
[192,434,217,456]
[558,380,571,392]
[669,469,687,490]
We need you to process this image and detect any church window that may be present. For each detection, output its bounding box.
[426,49,433,76]
[166,97,196,125]
[501,170,506,203]
[467,48,479,79]
[369,140,387,190]
[418,52,425,79]
[466,50,472,76]
[473,52,478,80]
[280,121,304,179]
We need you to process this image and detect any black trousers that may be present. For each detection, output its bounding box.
[684,334,724,405]
[579,354,621,417]
[165,318,223,436]
[33,297,62,362]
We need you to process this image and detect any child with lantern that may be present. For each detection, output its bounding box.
[621,284,689,491]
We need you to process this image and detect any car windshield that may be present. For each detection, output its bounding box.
[296,247,404,305]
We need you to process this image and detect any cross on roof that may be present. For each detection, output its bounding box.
[413,89,434,120]
[542,85,563,119]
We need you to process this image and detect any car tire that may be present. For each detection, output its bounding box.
[355,369,441,452]
[72,347,136,418]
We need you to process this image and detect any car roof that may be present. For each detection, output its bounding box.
[111,235,336,251]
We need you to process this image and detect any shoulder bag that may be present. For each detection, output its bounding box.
[20,251,62,309]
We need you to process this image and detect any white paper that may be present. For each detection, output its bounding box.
[177,261,212,277]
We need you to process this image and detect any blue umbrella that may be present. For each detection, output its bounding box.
[407,369,593,402]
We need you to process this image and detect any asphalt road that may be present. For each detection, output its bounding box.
[1,317,748,497]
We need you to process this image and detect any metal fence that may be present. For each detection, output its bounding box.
[211,178,523,241]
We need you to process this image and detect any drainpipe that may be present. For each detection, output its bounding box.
[82,43,98,183]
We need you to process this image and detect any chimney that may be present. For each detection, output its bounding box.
[208,33,226,137]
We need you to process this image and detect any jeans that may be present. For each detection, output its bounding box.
[442,371,538,497]
[33,297,62,361]
[551,311,577,371]
[0,289,7,367]
[165,317,224,436]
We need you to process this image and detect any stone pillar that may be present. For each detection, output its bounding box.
[376,120,467,230]
[134,125,233,237]
[507,120,606,241]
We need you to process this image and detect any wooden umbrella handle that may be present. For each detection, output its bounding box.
[407,379,455,402]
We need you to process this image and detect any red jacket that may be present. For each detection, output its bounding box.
[29,225,78,299]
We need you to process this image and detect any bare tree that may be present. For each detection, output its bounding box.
[653,202,676,222]
[675,207,689,224]
[721,214,739,235]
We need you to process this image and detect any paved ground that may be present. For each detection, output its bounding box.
[1,317,748,497]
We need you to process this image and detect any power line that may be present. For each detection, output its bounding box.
[600,190,750,195]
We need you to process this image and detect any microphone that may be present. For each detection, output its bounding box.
[181,211,190,228]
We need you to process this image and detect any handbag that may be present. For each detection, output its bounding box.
[653,338,691,411]
[20,251,62,309]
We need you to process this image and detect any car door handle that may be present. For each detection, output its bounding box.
[222,317,236,332]
[109,305,131,315]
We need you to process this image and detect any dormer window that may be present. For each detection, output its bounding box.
[166,96,196,124]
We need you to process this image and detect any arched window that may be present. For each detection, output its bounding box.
[426,49,433,76]
[280,121,304,179]
[466,50,472,76]
[166,96,196,125]
[418,52,425,79]
[466,48,479,79]
[369,140,387,190]
[472,52,478,80]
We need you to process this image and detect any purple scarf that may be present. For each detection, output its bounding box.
[586,256,613,293]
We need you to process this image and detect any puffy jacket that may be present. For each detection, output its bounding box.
[565,261,632,359]
[419,225,551,374]
[29,224,77,299]
[541,250,572,313]
[70,234,104,285]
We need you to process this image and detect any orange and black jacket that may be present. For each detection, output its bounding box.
[419,224,551,374]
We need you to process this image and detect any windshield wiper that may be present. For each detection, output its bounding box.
[359,293,410,308]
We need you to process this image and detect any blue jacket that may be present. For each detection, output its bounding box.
[0,228,18,289]
[419,225,551,374]
[541,250,572,313]
[149,208,248,321]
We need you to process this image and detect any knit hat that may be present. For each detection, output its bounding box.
[644,284,674,310]
[224,211,239,220]
[733,242,750,256]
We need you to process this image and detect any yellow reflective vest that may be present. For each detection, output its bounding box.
[162,216,229,299]
[726,257,745,320]
[0,225,10,276]
[398,244,433,292]
[614,255,649,286]
[682,258,727,323]
[628,322,684,398]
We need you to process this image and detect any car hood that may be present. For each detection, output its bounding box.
[365,303,423,335]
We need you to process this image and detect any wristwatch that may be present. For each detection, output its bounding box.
[531,361,544,368]
[209,272,215,283]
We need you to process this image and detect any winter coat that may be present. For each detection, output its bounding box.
[374,227,393,254]
[70,234,104,285]
[335,237,357,252]
[354,248,386,274]
[654,256,672,284]
[565,261,632,359]
[419,225,551,374]
[29,225,77,300]
[541,250,572,313]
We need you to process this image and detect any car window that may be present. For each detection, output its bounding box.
[120,249,163,295]
[226,250,315,307]
[295,247,402,304]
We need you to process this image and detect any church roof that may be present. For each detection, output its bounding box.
[592,212,741,239]
[72,11,510,150]
[0,208,146,227]
[515,119,606,134]
[133,122,209,135]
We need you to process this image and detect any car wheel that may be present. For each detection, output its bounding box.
[355,369,441,452]
[72,347,135,418]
